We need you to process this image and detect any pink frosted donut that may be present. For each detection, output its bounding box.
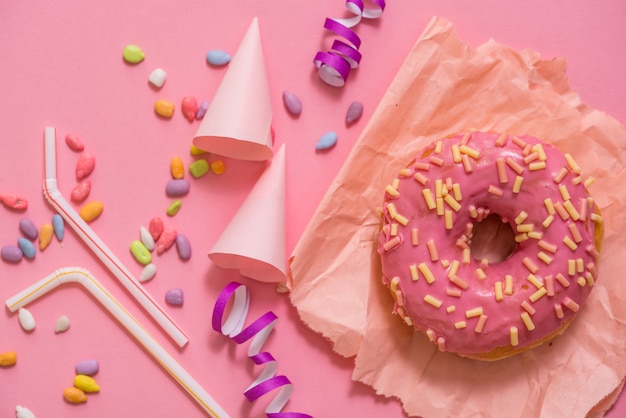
[378,132,603,360]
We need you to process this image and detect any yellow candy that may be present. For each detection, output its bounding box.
[189,144,207,156]
[79,201,104,222]
[0,351,17,367]
[63,387,88,403]
[170,156,184,179]
[210,160,226,175]
[74,374,100,393]
[154,99,175,118]
[39,223,54,250]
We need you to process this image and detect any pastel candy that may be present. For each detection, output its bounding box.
[74,375,100,393]
[139,263,157,282]
[19,217,38,240]
[130,240,151,265]
[148,68,167,88]
[189,159,209,178]
[65,133,85,152]
[0,351,17,367]
[71,180,92,203]
[206,50,232,66]
[165,288,184,306]
[1,245,23,263]
[17,237,36,259]
[195,101,209,120]
[175,234,192,260]
[170,156,184,179]
[316,131,338,151]
[154,99,175,118]
[18,308,36,332]
[181,97,198,122]
[39,223,53,250]
[156,227,177,254]
[149,217,164,241]
[140,226,155,251]
[123,44,145,64]
[166,200,182,216]
[52,214,64,240]
[15,406,35,418]
[55,315,71,333]
[63,387,87,403]
[75,359,99,376]
[165,179,190,197]
[75,153,96,180]
[79,201,104,222]
[282,90,303,116]
[346,101,364,125]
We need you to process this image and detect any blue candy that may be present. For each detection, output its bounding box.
[17,237,36,259]
[206,50,232,66]
[52,214,64,241]
[316,131,338,151]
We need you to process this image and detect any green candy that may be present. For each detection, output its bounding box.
[129,240,151,265]
[123,45,145,64]
[189,159,209,178]
[166,200,182,216]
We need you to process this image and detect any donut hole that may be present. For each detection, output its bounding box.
[471,214,517,264]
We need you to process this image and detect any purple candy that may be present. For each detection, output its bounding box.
[75,359,99,376]
[195,101,209,120]
[345,101,364,125]
[165,179,190,197]
[282,90,302,116]
[19,217,38,240]
[175,234,192,260]
[165,288,184,306]
[1,245,23,263]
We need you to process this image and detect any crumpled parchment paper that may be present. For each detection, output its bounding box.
[288,16,626,418]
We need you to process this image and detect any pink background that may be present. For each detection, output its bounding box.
[1,1,624,417]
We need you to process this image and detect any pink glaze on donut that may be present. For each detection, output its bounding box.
[378,132,602,358]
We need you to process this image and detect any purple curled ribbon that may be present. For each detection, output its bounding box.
[212,282,312,418]
[314,0,386,87]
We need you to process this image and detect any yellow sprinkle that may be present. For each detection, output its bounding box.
[449,274,469,290]
[422,189,436,210]
[537,251,552,265]
[533,143,547,161]
[567,259,576,276]
[395,213,409,226]
[443,194,461,212]
[527,231,542,240]
[475,268,487,280]
[424,294,442,308]
[558,185,571,201]
[496,158,508,184]
[553,167,568,184]
[426,329,436,342]
[563,200,580,220]
[435,179,443,198]
[461,154,473,173]
[563,297,580,312]
[523,151,539,165]
[446,305,456,313]
[459,144,480,159]
[577,276,586,287]
[495,132,508,147]
[468,205,478,218]
[544,198,556,215]
[563,236,578,251]
[542,215,555,228]
[434,140,443,154]
[455,321,467,329]
[474,314,488,333]
[399,168,412,178]
[506,157,525,175]
[564,153,582,174]
[529,287,548,303]
[411,228,419,245]
[572,175,583,185]
[515,233,528,243]
[436,197,444,216]
[554,304,564,319]
[429,156,444,166]
[447,260,460,278]
[444,210,453,230]
[392,178,400,189]
[426,239,439,261]
[441,259,450,268]
[529,161,546,171]
[517,223,533,233]
[585,271,595,286]
[510,326,519,346]
[521,300,536,315]
[590,213,603,224]
[414,172,429,185]
[568,223,582,243]
[521,312,535,331]
[465,307,483,318]
[512,136,527,148]
[527,273,543,289]
[495,281,504,301]
[538,240,557,253]
[522,257,539,274]
[554,202,570,221]
[452,183,462,201]
[451,144,462,163]
[446,287,463,297]
[584,176,596,190]
[504,274,513,295]
[462,247,471,264]
[210,160,226,175]
[418,262,435,284]
[488,185,504,196]
[390,223,398,236]
[385,184,400,197]
[382,236,401,252]
[514,211,528,225]
[39,223,54,251]
[386,202,398,218]
[511,175,524,193]
[409,264,419,281]
[389,276,400,292]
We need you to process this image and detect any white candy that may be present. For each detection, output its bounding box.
[54,315,71,333]
[16,405,36,418]
[148,68,167,88]
[18,308,36,332]
[140,226,155,251]
[139,263,157,282]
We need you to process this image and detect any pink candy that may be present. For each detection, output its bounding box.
[65,133,85,152]
[181,97,198,122]
[149,217,164,241]
[156,227,177,255]
[75,153,96,180]
[71,181,92,203]
[0,193,28,210]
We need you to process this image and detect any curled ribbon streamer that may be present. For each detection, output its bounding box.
[314,0,386,87]
[212,282,312,418]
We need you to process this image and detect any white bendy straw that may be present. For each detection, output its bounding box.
[6,267,230,418]
[42,127,188,348]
